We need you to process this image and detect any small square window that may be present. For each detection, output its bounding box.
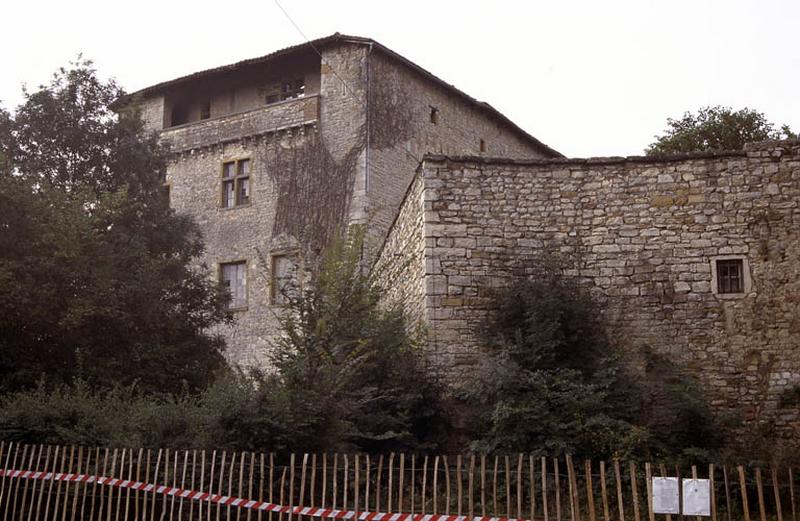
[221,159,251,208]
[716,259,744,294]
[220,261,247,309]
[271,254,300,305]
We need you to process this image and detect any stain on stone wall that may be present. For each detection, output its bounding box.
[364,49,554,244]
[367,56,415,150]
[271,131,364,259]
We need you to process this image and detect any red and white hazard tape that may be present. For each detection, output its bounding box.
[0,468,526,521]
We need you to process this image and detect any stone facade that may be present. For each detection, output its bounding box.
[127,33,800,433]
[126,34,560,366]
[365,50,552,239]
[378,140,800,432]
[375,172,427,328]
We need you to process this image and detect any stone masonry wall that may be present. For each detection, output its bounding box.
[141,38,557,369]
[365,50,554,243]
[161,96,319,153]
[167,128,316,367]
[375,172,427,329]
[380,140,800,433]
[136,95,165,133]
[161,42,369,368]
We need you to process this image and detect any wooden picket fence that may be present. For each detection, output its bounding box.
[0,442,797,521]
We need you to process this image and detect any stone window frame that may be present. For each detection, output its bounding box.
[220,157,252,210]
[710,255,753,299]
[219,259,249,311]
[269,251,302,307]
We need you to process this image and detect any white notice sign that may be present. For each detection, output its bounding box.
[652,477,680,514]
[682,479,711,516]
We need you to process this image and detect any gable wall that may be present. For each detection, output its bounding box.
[364,49,554,242]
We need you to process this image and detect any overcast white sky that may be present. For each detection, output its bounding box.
[2,0,798,157]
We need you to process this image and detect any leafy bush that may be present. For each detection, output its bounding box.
[0,374,284,450]
[0,380,139,447]
[636,346,723,462]
[270,225,447,452]
[0,228,447,453]
[460,261,720,462]
[196,371,292,451]
[460,265,644,457]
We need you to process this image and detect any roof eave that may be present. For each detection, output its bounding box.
[115,32,562,158]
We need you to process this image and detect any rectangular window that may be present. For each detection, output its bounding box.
[430,106,439,125]
[271,254,299,305]
[480,138,486,152]
[200,100,211,120]
[716,259,744,294]
[220,261,247,309]
[221,159,251,208]
[281,78,305,101]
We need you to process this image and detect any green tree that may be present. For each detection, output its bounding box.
[0,60,231,393]
[646,106,796,155]
[460,265,644,457]
[460,261,720,461]
[0,107,11,173]
[270,226,447,452]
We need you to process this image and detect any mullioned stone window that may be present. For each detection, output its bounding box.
[221,158,251,208]
[220,261,247,310]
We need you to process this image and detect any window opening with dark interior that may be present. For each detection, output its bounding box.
[221,159,250,208]
[200,100,211,120]
[281,78,305,100]
[716,259,744,294]
[430,106,439,125]
[170,103,189,127]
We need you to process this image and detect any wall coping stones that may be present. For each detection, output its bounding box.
[421,138,800,170]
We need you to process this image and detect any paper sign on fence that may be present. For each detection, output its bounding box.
[652,477,680,514]
[682,479,711,516]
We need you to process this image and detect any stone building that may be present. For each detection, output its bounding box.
[122,33,560,366]
[376,140,800,434]
[124,34,799,432]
